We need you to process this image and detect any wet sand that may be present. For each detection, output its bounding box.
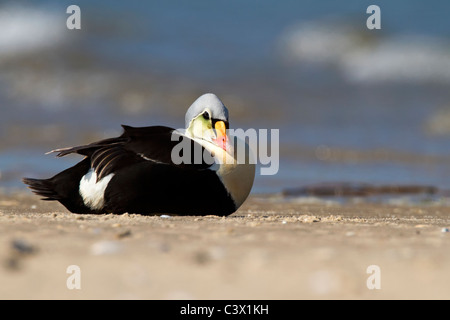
[0,191,449,300]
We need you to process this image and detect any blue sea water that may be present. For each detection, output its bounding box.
[2,0,450,196]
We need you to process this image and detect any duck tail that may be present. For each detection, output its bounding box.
[22,178,61,201]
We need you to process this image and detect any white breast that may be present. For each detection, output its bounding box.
[79,168,114,210]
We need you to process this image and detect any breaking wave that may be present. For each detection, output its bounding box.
[0,4,65,60]
[280,20,450,84]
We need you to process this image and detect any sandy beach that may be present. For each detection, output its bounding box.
[1,191,449,300]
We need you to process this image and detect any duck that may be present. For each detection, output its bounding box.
[23,93,255,216]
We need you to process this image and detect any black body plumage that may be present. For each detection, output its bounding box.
[23,126,237,216]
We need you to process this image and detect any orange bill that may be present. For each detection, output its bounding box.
[214,121,227,151]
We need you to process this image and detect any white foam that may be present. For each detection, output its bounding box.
[280,20,450,84]
[0,4,64,59]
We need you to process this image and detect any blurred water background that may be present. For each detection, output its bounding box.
[2,0,450,201]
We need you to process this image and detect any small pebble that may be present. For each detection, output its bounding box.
[194,251,211,265]
[158,242,170,253]
[12,239,36,255]
[91,228,102,235]
[116,230,132,239]
[90,241,123,255]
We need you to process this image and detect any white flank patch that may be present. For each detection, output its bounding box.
[79,168,114,210]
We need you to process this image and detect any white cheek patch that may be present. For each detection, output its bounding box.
[79,168,114,210]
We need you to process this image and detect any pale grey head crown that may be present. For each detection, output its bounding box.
[185,93,229,128]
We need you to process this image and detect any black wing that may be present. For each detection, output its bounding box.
[49,125,215,181]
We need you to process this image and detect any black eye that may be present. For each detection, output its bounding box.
[202,112,210,120]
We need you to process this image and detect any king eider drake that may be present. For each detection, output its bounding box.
[23,93,255,216]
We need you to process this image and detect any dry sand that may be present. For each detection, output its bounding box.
[0,191,449,300]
